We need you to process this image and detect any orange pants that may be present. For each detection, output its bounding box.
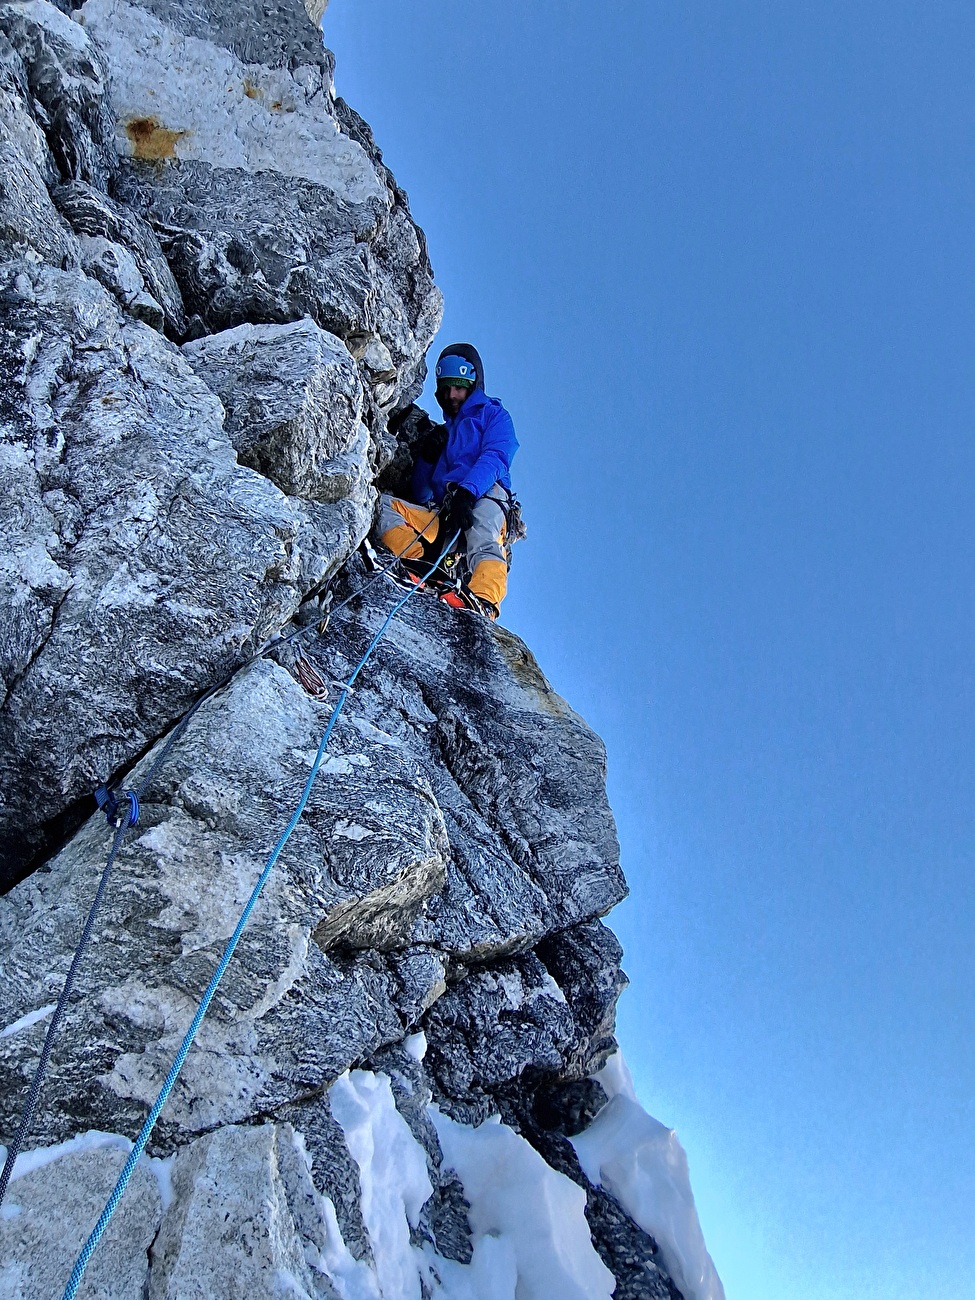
[378,490,508,607]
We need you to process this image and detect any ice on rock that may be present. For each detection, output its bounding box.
[571,1053,726,1300]
[329,1070,433,1300]
[430,1106,615,1300]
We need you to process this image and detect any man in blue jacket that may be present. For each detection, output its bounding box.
[378,343,518,617]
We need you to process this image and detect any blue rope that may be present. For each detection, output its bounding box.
[60,534,459,1300]
[0,511,447,1212]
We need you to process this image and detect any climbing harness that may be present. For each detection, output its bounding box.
[58,532,459,1300]
[0,504,447,1215]
[371,485,524,622]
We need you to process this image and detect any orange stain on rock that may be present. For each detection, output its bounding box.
[125,116,188,160]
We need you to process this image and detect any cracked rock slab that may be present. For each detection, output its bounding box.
[183,319,372,503]
[0,24,79,265]
[0,659,451,1149]
[0,262,364,886]
[53,180,187,336]
[148,1123,341,1300]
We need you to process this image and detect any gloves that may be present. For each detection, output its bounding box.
[440,484,476,545]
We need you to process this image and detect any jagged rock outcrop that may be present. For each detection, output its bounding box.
[0,1,721,1297]
[0,0,438,886]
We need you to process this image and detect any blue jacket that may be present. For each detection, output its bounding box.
[411,387,518,504]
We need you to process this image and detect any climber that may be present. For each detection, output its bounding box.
[377,343,519,619]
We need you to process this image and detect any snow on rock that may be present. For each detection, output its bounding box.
[0,1004,54,1040]
[325,1069,615,1300]
[431,1105,616,1300]
[571,1054,725,1300]
[329,1071,432,1300]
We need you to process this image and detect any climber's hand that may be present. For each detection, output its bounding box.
[441,485,476,544]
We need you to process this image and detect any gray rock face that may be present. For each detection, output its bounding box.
[0,0,691,1295]
[424,923,627,1127]
[53,180,187,335]
[183,319,371,503]
[0,581,623,1150]
[147,1123,341,1300]
[0,0,117,187]
[0,1141,163,1298]
[79,0,441,408]
[0,23,79,264]
[127,0,334,73]
[0,261,363,884]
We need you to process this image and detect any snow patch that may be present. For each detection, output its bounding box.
[0,1004,56,1039]
[325,1069,613,1300]
[430,1106,615,1300]
[596,1048,639,1102]
[310,1192,382,1300]
[535,968,567,1004]
[571,1053,725,1300]
[329,1070,432,1300]
[403,1031,427,1063]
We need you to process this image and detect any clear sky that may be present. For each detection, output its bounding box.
[323,4,975,1298]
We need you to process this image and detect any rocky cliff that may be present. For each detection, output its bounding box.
[0,3,722,1297]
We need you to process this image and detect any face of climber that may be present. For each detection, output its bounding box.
[440,384,471,417]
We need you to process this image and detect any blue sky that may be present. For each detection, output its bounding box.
[323,4,975,1297]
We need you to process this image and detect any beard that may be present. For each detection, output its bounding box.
[437,387,470,417]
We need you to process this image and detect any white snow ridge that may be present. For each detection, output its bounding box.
[322,1068,614,1300]
[572,1055,727,1300]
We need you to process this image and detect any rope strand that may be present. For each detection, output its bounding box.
[0,817,131,1207]
[60,532,459,1300]
[0,507,447,1204]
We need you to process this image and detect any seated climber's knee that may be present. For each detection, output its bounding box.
[381,523,424,562]
[378,493,438,562]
